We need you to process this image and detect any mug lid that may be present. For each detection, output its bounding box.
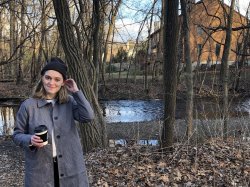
[34,125,48,133]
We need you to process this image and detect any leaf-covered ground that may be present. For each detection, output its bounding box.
[0,137,249,186]
[87,138,250,186]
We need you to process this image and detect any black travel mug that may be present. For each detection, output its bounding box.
[34,125,48,145]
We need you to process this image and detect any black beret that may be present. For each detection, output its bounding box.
[41,57,67,80]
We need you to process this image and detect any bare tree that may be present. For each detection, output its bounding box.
[234,2,250,91]
[92,0,100,97]
[9,0,17,80]
[52,0,107,152]
[101,0,122,85]
[144,0,157,92]
[180,0,193,140]
[16,0,26,85]
[161,0,179,150]
[0,9,3,80]
[220,0,235,139]
[34,0,48,82]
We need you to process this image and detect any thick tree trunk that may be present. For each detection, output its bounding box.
[161,0,179,150]
[180,0,193,140]
[52,0,107,152]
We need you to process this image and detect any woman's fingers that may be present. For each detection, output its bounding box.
[31,135,44,148]
[64,79,79,92]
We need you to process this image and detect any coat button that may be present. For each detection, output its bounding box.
[54,116,58,120]
[59,154,62,158]
[56,135,60,139]
[60,174,64,177]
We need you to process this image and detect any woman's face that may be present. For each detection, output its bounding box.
[42,70,64,99]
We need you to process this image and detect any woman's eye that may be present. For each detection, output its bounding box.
[45,76,51,80]
[44,75,61,82]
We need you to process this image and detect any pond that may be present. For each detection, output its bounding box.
[1,98,250,135]
[0,106,16,136]
[100,98,250,123]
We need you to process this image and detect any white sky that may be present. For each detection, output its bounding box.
[233,0,250,15]
[114,0,250,42]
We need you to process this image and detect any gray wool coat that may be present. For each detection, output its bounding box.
[13,91,94,187]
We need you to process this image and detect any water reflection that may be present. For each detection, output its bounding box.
[100,100,163,123]
[238,99,250,113]
[0,107,16,135]
[109,139,158,147]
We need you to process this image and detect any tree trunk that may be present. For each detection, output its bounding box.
[161,0,179,151]
[144,0,157,91]
[180,0,193,141]
[52,0,107,152]
[9,1,17,80]
[0,10,3,80]
[220,0,235,139]
[31,37,36,82]
[177,24,184,85]
[33,1,48,82]
[108,30,116,80]
[16,0,26,85]
[235,14,250,91]
[93,0,100,97]
[102,0,122,81]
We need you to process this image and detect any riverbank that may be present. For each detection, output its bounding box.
[107,115,250,141]
[1,77,250,101]
[0,80,165,100]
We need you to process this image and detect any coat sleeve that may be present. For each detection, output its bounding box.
[12,101,33,150]
[71,90,94,123]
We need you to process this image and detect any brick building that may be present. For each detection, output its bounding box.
[148,0,250,70]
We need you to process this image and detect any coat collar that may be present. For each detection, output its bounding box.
[37,99,49,108]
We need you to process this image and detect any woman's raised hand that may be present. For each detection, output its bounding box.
[64,79,79,93]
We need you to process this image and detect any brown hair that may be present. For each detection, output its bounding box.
[32,79,69,104]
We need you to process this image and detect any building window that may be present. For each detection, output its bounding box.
[197,26,203,36]
[236,43,242,54]
[215,43,221,56]
[197,44,202,56]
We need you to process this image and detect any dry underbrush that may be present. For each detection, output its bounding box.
[87,137,250,186]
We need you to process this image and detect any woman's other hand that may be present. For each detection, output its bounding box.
[64,79,79,93]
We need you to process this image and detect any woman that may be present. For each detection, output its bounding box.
[13,57,94,187]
